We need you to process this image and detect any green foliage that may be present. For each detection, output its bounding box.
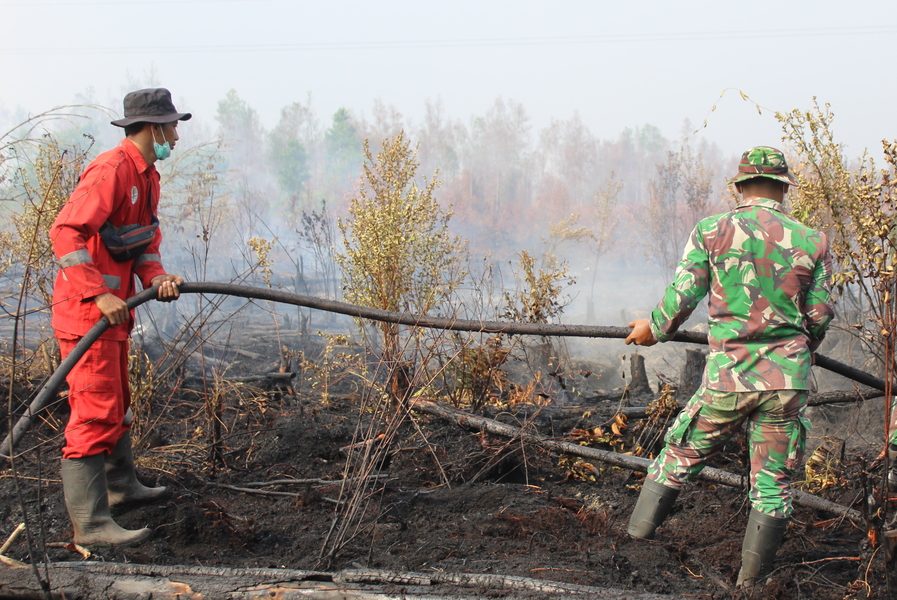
[324,108,363,189]
[337,131,463,316]
[777,99,896,333]
[216,89,264,169]
[501,250,575,324]
[247,236,274,286]
[299,333,361,405]
[0,131,91,384]
[447,335,509,411]
[622,124,667,157]
[336,131,464,406]
[3,135,91,307]
[216,89,262,136]
[269,133,308,196]
[269,101,312,201]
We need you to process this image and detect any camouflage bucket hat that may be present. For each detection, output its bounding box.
[729,146,799,187]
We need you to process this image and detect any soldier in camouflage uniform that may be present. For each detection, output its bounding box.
[624,146,834,588]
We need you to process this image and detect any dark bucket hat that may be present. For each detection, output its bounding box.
[111,88,192,127]
[729,146,799,187]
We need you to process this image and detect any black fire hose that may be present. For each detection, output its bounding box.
[1,281,889,459]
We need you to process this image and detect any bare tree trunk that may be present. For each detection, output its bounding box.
[679,348,706,400]
[626,353,651,397]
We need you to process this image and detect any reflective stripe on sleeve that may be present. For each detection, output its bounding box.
[58,248,92,268]
[102,275,121,290]
[134,253,161,266]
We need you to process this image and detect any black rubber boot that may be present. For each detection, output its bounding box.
[106,432,168,508]
[61,454,152,546]
[736,509,788,588]
[627,478,680,539]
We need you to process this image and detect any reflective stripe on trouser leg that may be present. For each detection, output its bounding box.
[648,388,753,488]
[59,337,130,459]
[747,390,808,518]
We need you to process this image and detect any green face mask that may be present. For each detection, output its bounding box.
[152,126,171,161]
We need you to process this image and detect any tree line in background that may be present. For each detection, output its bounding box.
[202,90,729,281]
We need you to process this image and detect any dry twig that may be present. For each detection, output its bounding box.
[203,480,343,504]
[0,522,25,555]
[45,541,91,559]
[0,554,26,567]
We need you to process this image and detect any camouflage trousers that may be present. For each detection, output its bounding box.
[647,387,809,518]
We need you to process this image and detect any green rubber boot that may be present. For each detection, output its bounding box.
[627,478,680,539]
[61,454,152,546]
[106,432,168,508]
[887,444,897,490]
[736,509,788,588]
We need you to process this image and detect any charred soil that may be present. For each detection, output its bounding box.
[0,361,890,600]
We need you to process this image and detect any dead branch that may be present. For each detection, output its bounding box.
[45,541,91,559]
[0,554,25,568]
[186,350,227,369]
[807,388,885,406]
[411,399,863,523]
[203,481,342,504]
[617,387,885,420]
[232,475,388,488]
[219,346,264,360]
[181,371,295,391]
[340,433,386,455]
[0,561,671,599]
[0,522,25,555]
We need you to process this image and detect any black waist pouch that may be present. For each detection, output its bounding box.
[99,216,159,262]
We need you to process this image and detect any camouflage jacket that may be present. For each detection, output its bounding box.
[649,197,834,391]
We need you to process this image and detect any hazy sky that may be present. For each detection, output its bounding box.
[2,0,895,157]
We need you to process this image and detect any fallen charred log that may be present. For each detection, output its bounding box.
[410,399,864,523]
[615,387,885,419]
[0,561,672,599]
[2,281,889,459]
[181,370,296,390]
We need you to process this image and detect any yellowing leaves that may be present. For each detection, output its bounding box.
[777,98,897,346]
[611,413,627,436]
[798,437,845,494]
[567,413,628,449]
[336,131,466,323]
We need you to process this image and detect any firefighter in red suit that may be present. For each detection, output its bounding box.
[50,88,188,546]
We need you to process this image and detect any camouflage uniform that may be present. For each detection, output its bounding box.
[646,147,834,518]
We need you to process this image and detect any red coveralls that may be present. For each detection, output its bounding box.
[50,139,167,458]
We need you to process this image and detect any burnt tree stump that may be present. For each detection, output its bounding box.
[679,348,706,400]
[625,353,652,399]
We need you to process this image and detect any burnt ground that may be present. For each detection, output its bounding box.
[0,336,893,600]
